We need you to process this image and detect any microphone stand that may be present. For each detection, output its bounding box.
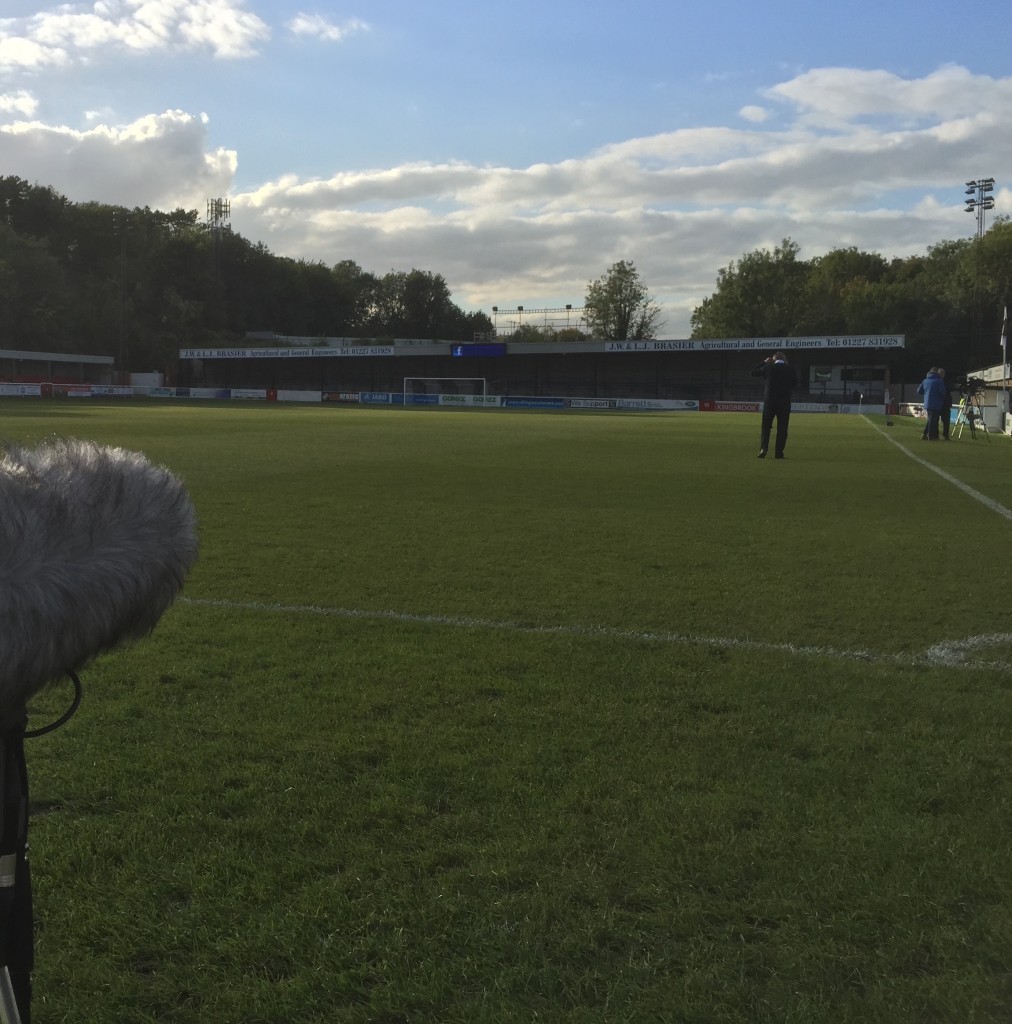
[0,673,81,1024]
[0,711,30,1024]
[0,438,197,1022]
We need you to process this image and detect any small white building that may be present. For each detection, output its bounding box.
[966,360,1011,434]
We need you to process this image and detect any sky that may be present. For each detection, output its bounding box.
[2,0,1011,338]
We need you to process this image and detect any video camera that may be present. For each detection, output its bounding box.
[955,376,987,396]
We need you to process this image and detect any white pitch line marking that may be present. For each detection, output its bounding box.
[180,597,1012,674]
[925,633,1012,666]
[865,416,1012,522]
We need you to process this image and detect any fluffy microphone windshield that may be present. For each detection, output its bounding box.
[0,438,198,718]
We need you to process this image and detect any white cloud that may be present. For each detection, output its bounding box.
[286,14,369,42]
[224,64,1012,330]
[764,65,1012,126]
[739,105,769,123]
[0,109,235,208]
[2,63,1010,335]
[0,33,67,69]
[0,0,270,65]
[0,89,38,117]
[175,0,271,58]
[84,105,117,122]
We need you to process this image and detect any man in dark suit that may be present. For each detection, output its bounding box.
[751,351,798,459]
[937,368,953,440]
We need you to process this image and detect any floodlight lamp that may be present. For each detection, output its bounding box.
[966,186,977,195]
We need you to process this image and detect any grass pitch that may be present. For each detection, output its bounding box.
[6,401,1011,1023]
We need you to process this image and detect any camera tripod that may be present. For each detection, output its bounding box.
[953,392,989,440]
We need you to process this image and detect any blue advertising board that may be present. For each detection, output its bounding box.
[451,343,507,357]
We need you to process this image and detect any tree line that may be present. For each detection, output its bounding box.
[1,175,1008,377]
[0,176,493,372]
[689,234,1012,378]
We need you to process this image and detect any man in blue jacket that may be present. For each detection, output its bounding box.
[917,367,946,440]
[751,351,798,459]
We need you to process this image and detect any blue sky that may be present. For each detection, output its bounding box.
[2,0,1011,336]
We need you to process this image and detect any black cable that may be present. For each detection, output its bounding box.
[25,671,82,738]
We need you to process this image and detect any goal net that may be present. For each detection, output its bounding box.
[403,377,487,406]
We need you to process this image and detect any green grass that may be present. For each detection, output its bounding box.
[6,401,1011,1023]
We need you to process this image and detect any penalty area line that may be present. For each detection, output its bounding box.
[179,597,1012,674]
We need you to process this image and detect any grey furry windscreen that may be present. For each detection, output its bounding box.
[0,438,199,716]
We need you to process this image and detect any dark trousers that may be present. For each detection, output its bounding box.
[760,401,791,455]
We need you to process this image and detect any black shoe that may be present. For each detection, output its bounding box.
[774,453,785,459]
[757,449,767,459]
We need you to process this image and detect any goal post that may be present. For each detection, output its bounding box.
[403,377,487,406]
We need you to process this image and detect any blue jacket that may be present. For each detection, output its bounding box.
[917,373,945,412]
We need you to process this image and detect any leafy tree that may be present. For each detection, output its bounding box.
[554,327,585,343]
[363,268,485,339]
[0,223,71,350]
[691,239,806,338]
[584,260,664,340]
[508,323,556,343]
[0,176,71,244]
[330,259,376,335]
[12,173,1012,379]
[461,308,495,339]
[973,218,1012,348]
[795,247,888,335]
[688,230,1012,375]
